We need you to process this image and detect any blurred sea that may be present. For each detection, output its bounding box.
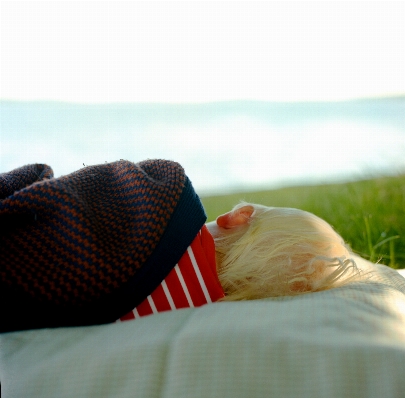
[1,98,404,196]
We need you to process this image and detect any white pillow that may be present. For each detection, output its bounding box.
[1,255,405,398]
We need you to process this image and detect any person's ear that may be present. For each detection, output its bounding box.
[216,205,254,229]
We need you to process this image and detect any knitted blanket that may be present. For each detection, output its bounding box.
[0,160,206,332]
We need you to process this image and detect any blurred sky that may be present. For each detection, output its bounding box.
[1,1,404,103]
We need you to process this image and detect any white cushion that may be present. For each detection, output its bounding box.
[1,255,405,398]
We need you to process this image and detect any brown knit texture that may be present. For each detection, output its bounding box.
[0,160,185,305]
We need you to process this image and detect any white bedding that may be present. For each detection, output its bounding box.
[1,255,405,398]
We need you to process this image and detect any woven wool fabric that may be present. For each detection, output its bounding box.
[0,159,207,332]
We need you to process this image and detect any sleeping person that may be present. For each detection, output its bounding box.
[121,202,360,321]
[0,159,359,332]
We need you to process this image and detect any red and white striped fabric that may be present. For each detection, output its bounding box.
[118,225,224,322]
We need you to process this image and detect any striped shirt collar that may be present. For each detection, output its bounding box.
[118,225,224,321]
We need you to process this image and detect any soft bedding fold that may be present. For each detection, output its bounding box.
[1,256,405,398]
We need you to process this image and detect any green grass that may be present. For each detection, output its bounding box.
[201,174,405,269]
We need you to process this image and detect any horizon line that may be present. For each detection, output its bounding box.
[1,94,405,106]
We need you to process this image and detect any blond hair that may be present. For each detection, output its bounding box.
[214,203,360,301]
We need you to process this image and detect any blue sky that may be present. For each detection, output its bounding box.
[1,1,404,103]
